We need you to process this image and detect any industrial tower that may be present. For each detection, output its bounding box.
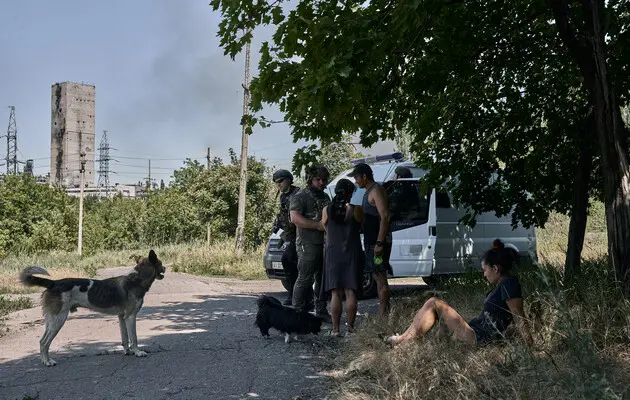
[5,106,18,174]
[50,82,96,187]
[97,130,111,197]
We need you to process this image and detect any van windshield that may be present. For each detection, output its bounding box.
[385,180,430,227]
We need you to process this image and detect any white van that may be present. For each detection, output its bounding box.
[328,153,537,292]
[263,152,537,298]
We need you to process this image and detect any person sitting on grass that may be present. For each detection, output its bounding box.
[386,247,532,346]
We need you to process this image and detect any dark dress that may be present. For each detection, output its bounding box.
[321,204,363,294]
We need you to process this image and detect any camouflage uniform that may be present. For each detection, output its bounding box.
[275,186,299,303]
[289,186,331,314]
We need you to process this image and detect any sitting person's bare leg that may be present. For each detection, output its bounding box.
[387,297,476,345]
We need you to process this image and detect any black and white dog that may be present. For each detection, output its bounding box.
[19,250,165,366]
[254,295,323,343]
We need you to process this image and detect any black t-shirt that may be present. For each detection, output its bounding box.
[470,276,522,333]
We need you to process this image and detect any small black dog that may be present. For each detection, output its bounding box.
[254,295,323,343]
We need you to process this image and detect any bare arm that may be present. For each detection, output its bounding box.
[353,205,363,223]
[320,207,328,232]
[290,210,324,231]
[506,298,533,345]
[371,185,390,243]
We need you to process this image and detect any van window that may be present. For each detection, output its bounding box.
[436,190,452,208]
[386,181,430,225]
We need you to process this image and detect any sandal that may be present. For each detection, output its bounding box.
[328,330,342,338]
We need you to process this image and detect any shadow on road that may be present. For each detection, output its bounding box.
[0,280,430,400]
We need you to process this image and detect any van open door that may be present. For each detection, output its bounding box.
[385,179,436,277]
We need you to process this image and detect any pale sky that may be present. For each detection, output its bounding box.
[0,0,394,185]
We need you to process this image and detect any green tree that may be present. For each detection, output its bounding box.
[292,135,362,178]
[210,0,630,286]
[173,149,276,246]
[0,175,77,255]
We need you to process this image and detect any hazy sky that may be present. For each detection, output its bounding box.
[0,0,394,185]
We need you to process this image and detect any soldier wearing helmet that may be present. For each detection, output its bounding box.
[289,164,332,319]
[272,169,300,305]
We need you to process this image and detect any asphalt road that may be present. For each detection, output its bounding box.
[0,268,335,400]
[0,267,424,400]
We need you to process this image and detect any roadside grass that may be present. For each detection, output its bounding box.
[326,203,630,399]
[0,239,265,296]
[0,295,33,321]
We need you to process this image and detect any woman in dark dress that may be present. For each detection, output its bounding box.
[320,179,363,337]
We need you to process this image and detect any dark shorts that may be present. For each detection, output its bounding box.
[468,318,500,345]
[364,244,391,274]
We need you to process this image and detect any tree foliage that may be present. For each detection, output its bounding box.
[292,135,362,179]
[210,0,630,284]
[0,152,276,256]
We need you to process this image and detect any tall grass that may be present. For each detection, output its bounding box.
[327,208,630,400]
[0,239,265,294]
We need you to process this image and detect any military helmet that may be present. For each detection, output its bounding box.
[272,169,293,183]
[306,164,330,182]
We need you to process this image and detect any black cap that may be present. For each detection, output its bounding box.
[348,163,373,177]
[272,169,293,183]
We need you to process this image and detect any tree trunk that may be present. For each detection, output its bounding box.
[564,114,595,281]
[551,0,630,293]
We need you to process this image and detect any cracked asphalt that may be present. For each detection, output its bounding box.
[0,267,340,400]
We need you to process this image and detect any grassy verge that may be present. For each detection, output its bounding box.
[327,206,630,399]
[327,260,630,399]
[0,295,33,320]
[0,239,266,295]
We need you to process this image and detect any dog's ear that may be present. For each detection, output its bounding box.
[148,249,158,264]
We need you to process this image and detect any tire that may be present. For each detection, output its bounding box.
[422,275,444,288]
[281,279,291,292]
[359,271,378,299]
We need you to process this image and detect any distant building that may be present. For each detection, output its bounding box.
[65,183,146,199]
[50,82,96,188]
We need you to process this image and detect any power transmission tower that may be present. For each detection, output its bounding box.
[97,130,111,197]
[235,35,252,252]
[6,106,18,174]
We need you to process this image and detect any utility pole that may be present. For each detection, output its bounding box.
[206,147,212,247]
[78,152,86,256]
[235,34,252,252]
[146,159,151,193]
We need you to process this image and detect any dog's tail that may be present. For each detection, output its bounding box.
[257,295,284,309]
[19,266,54,288]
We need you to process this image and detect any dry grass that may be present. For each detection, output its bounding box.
[327,204,630,399]
[326,267,630,399]
[0,239,265,295]
[0,295,32,320]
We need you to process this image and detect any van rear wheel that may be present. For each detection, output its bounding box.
[422,276,444,288]
[360,271,378,299]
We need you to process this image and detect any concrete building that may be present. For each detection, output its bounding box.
[50,82,95,187]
